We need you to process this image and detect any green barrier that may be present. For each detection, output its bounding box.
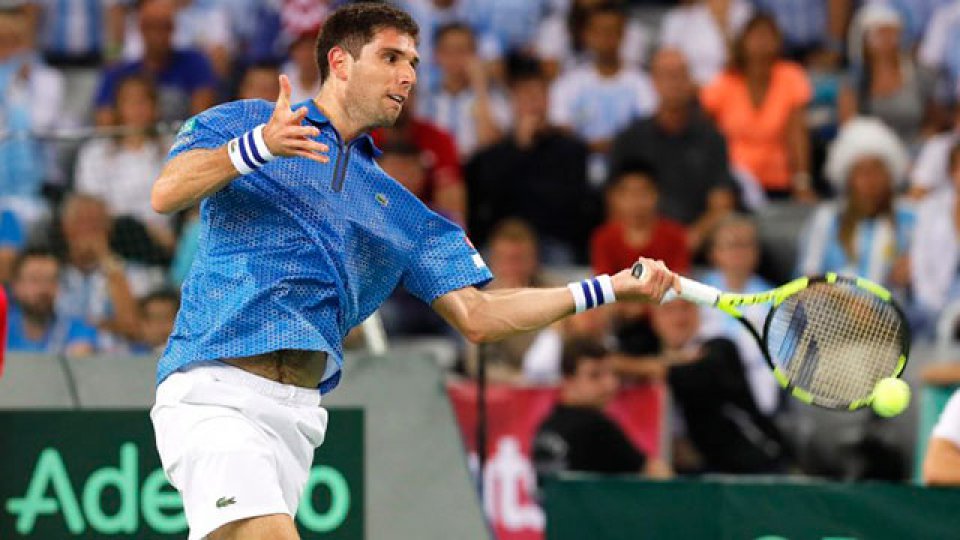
[544,476,960,540]
[0,410,363,539]
[914,384,959,482]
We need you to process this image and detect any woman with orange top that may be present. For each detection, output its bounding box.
[701,14,814,200]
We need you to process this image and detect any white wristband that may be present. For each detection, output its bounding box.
[568,274,617,313]
[227,123,276,175]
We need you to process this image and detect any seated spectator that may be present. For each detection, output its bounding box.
[236,61,281,101]
[93,0,217,125]
[610,48,737,253]
[633,299,789,474]
[466,60,599,264]
[0,4,64,223]
[281,27,320,103]
[910,142,960,336]
[752,0,852,67]
[698,214,780,414]
[33,0,126,66]
[50,194,159,352]
[535,0,649,80]
[592,163,689,356]
[372,95,466,226]
[839,4,937,149]
[464,219,554,383]
[131,289,179,354]
[0,208,24,284]
[378,139,464,225]
[797,117,913,289]
[918,0,960,109]
[121,0,233,80]
[548,2,656,183]
[923,387,960,486]
[659,0,753,86]
[418,22,510,160]
[532,338,670,483]
[701,14,814,200]
[75,73,174,257]
[6,247,97,356]
[911,106,960,197]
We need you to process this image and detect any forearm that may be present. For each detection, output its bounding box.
[101,261,141,339]
[435,286,575,343]
[151,147,238,214]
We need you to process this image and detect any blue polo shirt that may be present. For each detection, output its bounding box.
[158,98,493,393]
[6,304,98,354]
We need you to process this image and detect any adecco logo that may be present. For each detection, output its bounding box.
[5,443,351,536]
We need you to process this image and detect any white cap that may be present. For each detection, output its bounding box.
[824,117,909,193]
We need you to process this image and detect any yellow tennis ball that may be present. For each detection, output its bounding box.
[871,377,910,417]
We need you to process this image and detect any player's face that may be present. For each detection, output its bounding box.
[347,28,419,129]
[12,257,59,321]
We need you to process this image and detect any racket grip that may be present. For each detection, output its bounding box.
[631,262,721,306]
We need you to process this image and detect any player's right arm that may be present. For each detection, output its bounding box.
[151,75,330,214]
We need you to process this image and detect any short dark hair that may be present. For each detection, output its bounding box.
[433,21,474,48]
[315,3,419,84]
[560,338,609,378]
[506,54,546,87]
[140,289,181,311]
[12,246,59,282]
[608,160,658,190]
[584,1,626,26]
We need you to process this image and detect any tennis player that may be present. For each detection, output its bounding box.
[150,4,675,539]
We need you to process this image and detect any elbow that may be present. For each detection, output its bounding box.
[461,320,492,344]
[151,178,177,215]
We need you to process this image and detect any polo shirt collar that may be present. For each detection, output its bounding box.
[298,98,382,157]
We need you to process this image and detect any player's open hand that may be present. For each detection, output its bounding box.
[262,74,330,164]
[611,257,677,303]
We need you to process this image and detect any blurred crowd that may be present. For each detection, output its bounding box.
[4,0,960,480]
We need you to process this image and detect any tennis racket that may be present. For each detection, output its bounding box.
[632,263,910,411]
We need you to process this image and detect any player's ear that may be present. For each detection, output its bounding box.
[328,46,351,82]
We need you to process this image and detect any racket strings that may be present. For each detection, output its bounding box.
[766,282,905,408]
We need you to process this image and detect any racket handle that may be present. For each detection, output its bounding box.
[631,262,721,306]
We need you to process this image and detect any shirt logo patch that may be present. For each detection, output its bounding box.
[178,117,197,136]
[216,496,236,508]
[375,193,389,207]
[472,253,487,269]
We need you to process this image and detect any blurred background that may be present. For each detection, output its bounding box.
[3,0,960,538]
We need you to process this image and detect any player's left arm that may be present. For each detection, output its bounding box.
[432,258,675,343]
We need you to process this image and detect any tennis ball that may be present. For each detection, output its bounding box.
[871,377,910,417]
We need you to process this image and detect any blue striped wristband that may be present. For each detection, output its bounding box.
[227,124,276,175]
[568,275,616,313]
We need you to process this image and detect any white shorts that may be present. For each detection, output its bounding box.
[151,361,328,540]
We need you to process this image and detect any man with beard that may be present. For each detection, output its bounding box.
[6,248,97,356]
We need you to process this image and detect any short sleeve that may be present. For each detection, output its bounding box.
[401,212,493,304]
[782,63,813,107]
[933,389,960,447]
[167,105,234,160]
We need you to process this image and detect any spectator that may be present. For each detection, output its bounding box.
[371,95,466,226]
[0,3,64,223]
[797,117,913,288]
[466,61,599,263]
[236,61,281,101]
[752,0,853,67]
[909,142,960,335]
[839,3,937,149]
[459,0,550,57]
[918,0,960,107]
[874,0,954,50]
[52,194,153,351]
[93,0,217,125]
[32,0,127,66]
[698,214,780,414]
[75,73,174,257]
[660,0,754,86]
[923,387,960,485]
[701,14,814,200]
[625,298,790,474]
[464,219,555,383]
[378,139,464,225]
[282,28,320,103]
[911,105,960,197]
[609,48,738,253]
[418,22,510,159]
[591,162,690,278]
[0,208,24,284]
[132,289,179,354]
[532,338,670,483]
[6,247,97,356]
[548,2,657,184]
[121,0,233,80]
[535,0,650,80]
